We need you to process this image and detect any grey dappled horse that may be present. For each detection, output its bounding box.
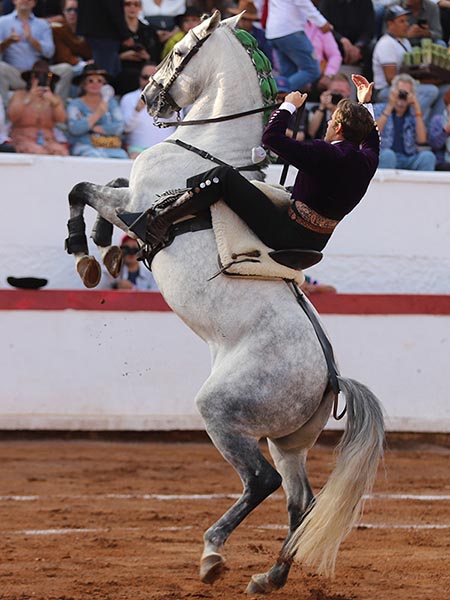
[66,11,384,594]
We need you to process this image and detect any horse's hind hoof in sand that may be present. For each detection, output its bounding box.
[65,11,384,593]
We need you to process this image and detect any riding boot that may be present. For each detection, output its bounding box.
[146,175,222,245]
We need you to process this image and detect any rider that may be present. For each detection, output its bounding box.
[133,74,379,253]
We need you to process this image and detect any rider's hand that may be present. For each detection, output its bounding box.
[284,91,308,109]
[351,74,374,104]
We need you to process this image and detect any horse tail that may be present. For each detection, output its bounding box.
[284,376,384,577]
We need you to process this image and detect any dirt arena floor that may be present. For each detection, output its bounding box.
[0,436,449,600]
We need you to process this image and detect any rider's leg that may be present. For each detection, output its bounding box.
[146,165,288,246]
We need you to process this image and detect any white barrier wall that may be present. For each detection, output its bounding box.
[0,154,449,433]
[1,154,450,293]
[1,294,449,433]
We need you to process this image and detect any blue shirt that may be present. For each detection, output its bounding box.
[67,96,124,146]
[0,10,54,70]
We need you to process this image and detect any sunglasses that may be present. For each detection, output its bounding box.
[64,7,77,12]
[85,76,105,84]
[121,246,139,255]
[124,1,141,6]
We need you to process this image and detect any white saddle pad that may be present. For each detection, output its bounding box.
[210,181,304,286]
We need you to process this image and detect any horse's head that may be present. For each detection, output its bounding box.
[141,11,242,119]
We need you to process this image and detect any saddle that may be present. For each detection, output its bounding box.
[210,181,322,286]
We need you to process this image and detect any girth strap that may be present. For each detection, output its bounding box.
[286,279,346,420]
[164,139,261,172]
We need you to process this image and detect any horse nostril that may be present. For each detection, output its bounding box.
[141,92,147,105]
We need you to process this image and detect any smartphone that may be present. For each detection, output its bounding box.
[417,18,428,27]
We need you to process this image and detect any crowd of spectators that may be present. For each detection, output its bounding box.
[0,0,449,170]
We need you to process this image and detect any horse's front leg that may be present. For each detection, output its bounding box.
[66,180,131,288]
[91,178,130,279]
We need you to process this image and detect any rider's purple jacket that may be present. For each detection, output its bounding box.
[262,108,379,221]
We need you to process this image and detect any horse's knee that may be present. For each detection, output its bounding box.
[69,181,90,207]
[106,177,129,189]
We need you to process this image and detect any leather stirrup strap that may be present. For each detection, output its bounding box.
[286,280,346,420]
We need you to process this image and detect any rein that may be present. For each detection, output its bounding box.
[153,102,280,128]
[164,139,263,172]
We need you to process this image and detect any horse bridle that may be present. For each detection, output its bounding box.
[149,30,279,129]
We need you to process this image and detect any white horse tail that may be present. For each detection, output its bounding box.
[285,376,384,577]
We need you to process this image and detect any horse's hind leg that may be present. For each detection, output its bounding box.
[198,426,282,585]
[246,444,313,594]
[91,178,129,278]
[246,390,333,595]
[66,180,130,288]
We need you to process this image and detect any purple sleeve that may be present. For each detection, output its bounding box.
[262,109,327,172]
[428,115,446,151]
[360,125,380,169]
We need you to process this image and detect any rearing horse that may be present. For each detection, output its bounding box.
[65,12,384,595]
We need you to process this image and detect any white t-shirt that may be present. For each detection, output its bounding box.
[372,33,412,91]
[254,0,326,40]
[120,89,176,150]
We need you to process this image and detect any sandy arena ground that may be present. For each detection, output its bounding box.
[0,437,449,600]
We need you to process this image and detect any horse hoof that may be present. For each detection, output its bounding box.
[200,552,226,584]
[77,256,101,288]
[103,245,123,278]
[245,573,273,595]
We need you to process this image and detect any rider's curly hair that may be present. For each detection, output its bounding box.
[334,99,375,144]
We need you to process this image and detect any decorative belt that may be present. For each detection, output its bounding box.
[288,200,340,235]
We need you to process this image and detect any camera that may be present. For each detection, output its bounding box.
[330,92,343,105]
[398,90,408,100]
[133,43,144,52]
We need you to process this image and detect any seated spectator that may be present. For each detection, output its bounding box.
[429,88,450,169]
[319,0,375,77]
[260,0,329,93]
[374,73,436,170]
[372,5,439,119]
[114,0,162,96]
[161,6,201,59]
[105,234,158,290]
[39,0,87,100]
[51,0,92,79]
[120,62,176,158]
[0,0,55,107]
[67,63,128,158]
[7,59,69,155]
[141,0,185,36]
[308,73,352,139]
[229,1,273,64]
[404,0,446,46]
[305,17,342,94]
[0,94,16,152]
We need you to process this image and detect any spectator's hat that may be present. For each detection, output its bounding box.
[174,7,202,29]
[121,234,136,246]
[229,0,259,20]
[275,76,290,94]
[385,5,410,21]
[73,63,111,86]
[21,59,59,86]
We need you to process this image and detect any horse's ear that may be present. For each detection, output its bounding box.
[200,9,221,35]
[221,12,244,29]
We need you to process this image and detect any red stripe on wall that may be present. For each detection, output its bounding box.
[0,290,449,315]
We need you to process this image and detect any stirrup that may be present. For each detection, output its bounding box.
[269,249,323,271]
[116,209,150,242]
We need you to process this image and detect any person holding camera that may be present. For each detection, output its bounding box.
[7,58,68,155]
[102,234,158,290]
[113,0,162,96]
[374,73,436,170]
[404,0,445,46]
[308,73,352,139]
